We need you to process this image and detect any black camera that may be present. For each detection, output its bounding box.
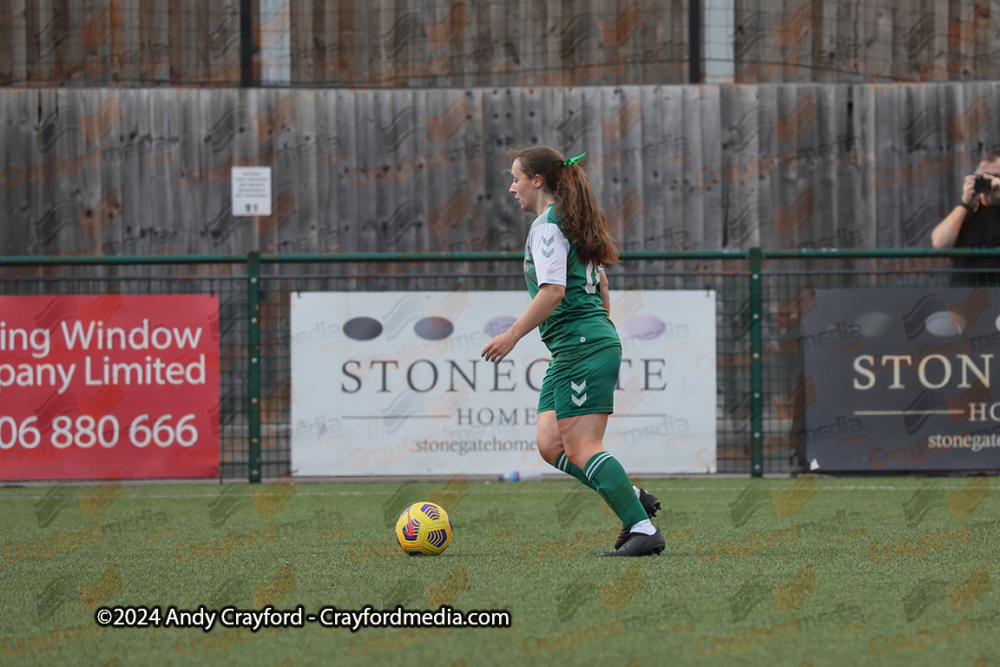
[974,175,995,193]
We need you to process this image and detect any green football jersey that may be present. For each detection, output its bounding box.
[523,204,620,356]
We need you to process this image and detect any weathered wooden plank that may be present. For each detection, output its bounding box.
[138,0,167,85]
[0,90,20,254]
[794,84,843,248]
[21,0,40,83]
[846,84,876,252]
[822,85,868,251]
[776,0,814,83]
[0,0,13,85]
[142,87,182,257]
[872,76,903,248]
[481,86,520,258]
[284,88,317,255]
[899,82,951,249]
[737,0,766,84]
[439,89,474,287]
[658,85,692,253]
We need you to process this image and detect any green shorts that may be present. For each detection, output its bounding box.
[538,345,622,419]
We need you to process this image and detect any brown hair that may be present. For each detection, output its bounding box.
[511,146,619,266]
[980,148,1000,166]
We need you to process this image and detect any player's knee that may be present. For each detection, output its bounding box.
[536,437,562,465]
[565,451,586,470]
[565,446,602,471]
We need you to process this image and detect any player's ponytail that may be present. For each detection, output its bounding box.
[512,146,619,267]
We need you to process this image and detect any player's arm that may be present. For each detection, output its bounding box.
[932,208,969,248]
[483,222,568,363]
[932,173,978,248]
[598,268,610,317]
[481,284,564,363]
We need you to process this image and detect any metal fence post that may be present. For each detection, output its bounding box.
[247,251,261,483]
[688,0,701,84]
[749,247,763,477]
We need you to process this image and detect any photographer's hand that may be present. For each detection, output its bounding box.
[961,173,977,207]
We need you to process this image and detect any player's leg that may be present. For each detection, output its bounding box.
[542,407,658,519]
[559,414,663,556]
[556,347,664,556]
[537,366,597,489]
[558,413,646,527]
[614,487,661,549]
[536,410,561,465]
[539,411,596,487]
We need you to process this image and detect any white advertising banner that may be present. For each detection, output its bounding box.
[291,289,717,476]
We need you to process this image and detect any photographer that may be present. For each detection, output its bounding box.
[931,150,1000,285]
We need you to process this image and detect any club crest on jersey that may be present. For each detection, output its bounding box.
[523,241,537,281]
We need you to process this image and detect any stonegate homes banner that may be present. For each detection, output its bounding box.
[291,289,717,476]
[804,287,1000,472]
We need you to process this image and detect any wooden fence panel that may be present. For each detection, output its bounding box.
[0,83,996,276]
[6,1,999,89]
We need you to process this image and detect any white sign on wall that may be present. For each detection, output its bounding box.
[291,290,717,476]
[231,167,272,215]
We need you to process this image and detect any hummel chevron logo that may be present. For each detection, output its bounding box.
[571,380,587,406]
[541,235,555,258]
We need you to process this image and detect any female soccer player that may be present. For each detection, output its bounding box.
[481,146,664,557]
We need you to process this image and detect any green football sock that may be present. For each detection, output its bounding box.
[583,451,649,529]
[552,452,597,490]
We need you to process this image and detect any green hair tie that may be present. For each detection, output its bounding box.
[562,152,586,166]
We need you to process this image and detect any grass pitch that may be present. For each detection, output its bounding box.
[1,476,997,666]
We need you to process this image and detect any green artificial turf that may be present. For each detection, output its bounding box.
[0,476,997,666]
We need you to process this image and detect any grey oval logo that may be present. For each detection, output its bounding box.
[925,311,965,338]
[485,316,517,338]
[343,317,383,341]
[625,315,666,340]
[855,311,893,338]
[414,317,453,340]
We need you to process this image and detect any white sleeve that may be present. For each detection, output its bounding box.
[530,222,570,287]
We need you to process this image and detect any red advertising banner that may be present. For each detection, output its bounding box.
[0,294,219,480]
